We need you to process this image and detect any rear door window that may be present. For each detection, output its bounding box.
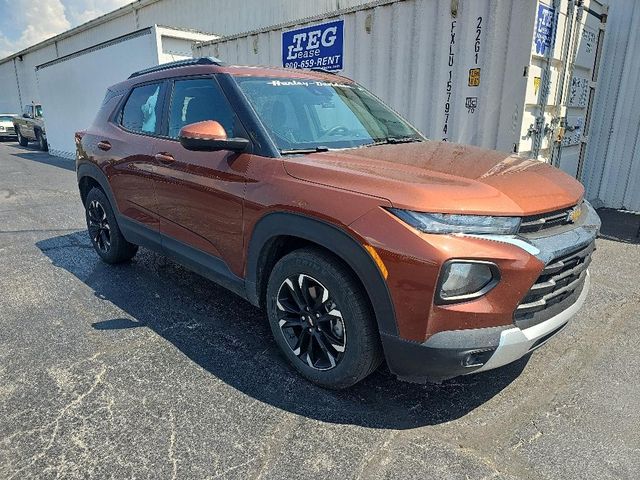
[121,83,164,134]
[168,78,236,139]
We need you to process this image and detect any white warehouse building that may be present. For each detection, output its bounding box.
[0,0,639,211]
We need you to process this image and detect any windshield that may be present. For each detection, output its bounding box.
[234,76,423,152]
[34,105,43,117]
[0,116,14,122]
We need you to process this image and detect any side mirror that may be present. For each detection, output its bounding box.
[23,113,31,119]
[179,121,249,152]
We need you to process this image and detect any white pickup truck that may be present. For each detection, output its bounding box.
[13,102,48,151]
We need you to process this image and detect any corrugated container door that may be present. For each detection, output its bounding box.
[553,1,607,180]
[519,0,607,175]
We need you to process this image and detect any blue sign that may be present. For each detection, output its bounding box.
[282,20,344,71]
[534,4,555,55]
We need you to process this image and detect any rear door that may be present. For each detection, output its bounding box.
[100,81,166,234]
[151,76,251,277]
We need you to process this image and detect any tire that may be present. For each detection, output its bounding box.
[16,127,28,147]
[36,129,48,151]
[84,187,138,264]
[266,247,382,389]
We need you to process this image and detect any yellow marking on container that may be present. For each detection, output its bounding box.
[468,68,481,87]
[534,76,541,95]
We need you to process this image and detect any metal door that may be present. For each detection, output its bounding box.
[553,1,607,180]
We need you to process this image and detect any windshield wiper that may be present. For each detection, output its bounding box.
[365,137,422,147]
[280,146,330,155]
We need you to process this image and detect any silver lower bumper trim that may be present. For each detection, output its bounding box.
[472,270,590,373]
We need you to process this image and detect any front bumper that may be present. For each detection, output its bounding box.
[381,271,590,383]
[378,202,600,383]
[474,270,590,373]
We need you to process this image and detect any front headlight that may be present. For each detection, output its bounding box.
[388,209,521,234]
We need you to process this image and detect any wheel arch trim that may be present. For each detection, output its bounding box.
[245,211,398,336]
[76,162,118,211]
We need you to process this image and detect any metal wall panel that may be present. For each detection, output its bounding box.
[56,13,139,57]
[16,44,59,107]
[582,0,640,211]
[136,0,373,36]
[0,61,22,113]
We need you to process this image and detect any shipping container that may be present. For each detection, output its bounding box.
[582,0,640,211]
[194,0,607,175]
[35,26,216,159]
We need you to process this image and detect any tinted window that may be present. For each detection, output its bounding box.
[34,105,43,117]
[121,83,163,134]
[168,78,236,139]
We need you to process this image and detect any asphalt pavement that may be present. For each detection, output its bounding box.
[0,140,639,479]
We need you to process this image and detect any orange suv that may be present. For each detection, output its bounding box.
[76,58,600,388]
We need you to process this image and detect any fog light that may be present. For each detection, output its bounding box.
[436,261,499,304]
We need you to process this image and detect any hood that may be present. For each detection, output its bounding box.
[283,141,584,216]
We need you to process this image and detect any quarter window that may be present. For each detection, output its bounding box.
[121,83,163,134]
[168,78,236,139]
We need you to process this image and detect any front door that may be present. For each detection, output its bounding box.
[23,105,35,138]
[151,77,250,277]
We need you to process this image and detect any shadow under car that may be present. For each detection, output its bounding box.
[37,231,528,429]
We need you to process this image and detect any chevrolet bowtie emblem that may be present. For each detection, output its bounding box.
[567,205,583,223]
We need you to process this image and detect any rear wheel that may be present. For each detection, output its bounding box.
[16,127,28,146]
[85,187,138,264]
[266,247,382,389]
[36,129,48,151]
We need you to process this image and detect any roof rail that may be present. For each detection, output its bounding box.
[128,57,225,79]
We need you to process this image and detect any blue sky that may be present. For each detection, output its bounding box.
[0,0,130,58]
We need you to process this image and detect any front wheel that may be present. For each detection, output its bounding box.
[85,187,138,264]
[16,127,28,147]
[266,247,382,389]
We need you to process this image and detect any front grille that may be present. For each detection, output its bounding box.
[514,242,594,329]
[519,203,581,234]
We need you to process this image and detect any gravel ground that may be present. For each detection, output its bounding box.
[1,141,638,479]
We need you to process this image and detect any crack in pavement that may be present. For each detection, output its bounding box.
[6,363,107,480]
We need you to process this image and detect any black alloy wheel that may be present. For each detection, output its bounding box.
[87,199,111,253]
[275,273,347,370]
[267,247,382,388]
[84,187,137,263]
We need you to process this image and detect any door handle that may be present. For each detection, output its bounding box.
[97,140,111,151]
[154,152,175,164]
